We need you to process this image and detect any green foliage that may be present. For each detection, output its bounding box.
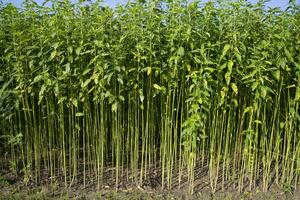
[0,0,299,194]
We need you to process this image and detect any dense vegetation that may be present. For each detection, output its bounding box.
[0,0,300,194]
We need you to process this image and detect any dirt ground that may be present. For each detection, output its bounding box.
[1,185,300,200]
[1,159,299,200]
[1,171,299,200]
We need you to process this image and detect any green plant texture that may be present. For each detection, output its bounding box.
[0,0,299,194]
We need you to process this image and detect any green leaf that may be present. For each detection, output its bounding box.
[242,69,258,81]
[220,62,227,70]
[82,79,91,88]
[187,64,191,72]
[153,84,162,90]
[147,67,152,76]
[33,75,43,83]
[52,42,59,50]
[284,48,294,62]
[139,94,144,102]
[177,46,185,56]
[38,85,46,104]
[260,86,267,98]
[225,72,231,85]
[280,122,285,129]
[231,83,238,95]
[72,99,78,108]
[243,107,253,115]
[140,104,144,110]
[58,97,67,104]
[194,57,201,64]
[76,47,81,56]
[65,63,70,73]
[228,60,234,72]
[67,46,73,54]
[112,102,118,112]
[119,96,125,102]
[49,50,57,61]
[204,67,215,73]
[234,47,242,63]
[199,134,208,139]
[117,77,124,85]
[272,70,280,81]
[220,44,231,61]
[223,44,231,53]
[83,68,91,76]
[286,85,295,89]
[221,87,227,99]
[251,81,260,91]
[254,120,262,124]
[76,112,84,117]
[232,99,238,107]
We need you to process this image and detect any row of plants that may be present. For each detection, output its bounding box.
[0,0,300,193]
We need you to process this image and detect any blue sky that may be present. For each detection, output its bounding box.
[3,0,297,9]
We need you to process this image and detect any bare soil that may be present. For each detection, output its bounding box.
[0,158,299,199]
